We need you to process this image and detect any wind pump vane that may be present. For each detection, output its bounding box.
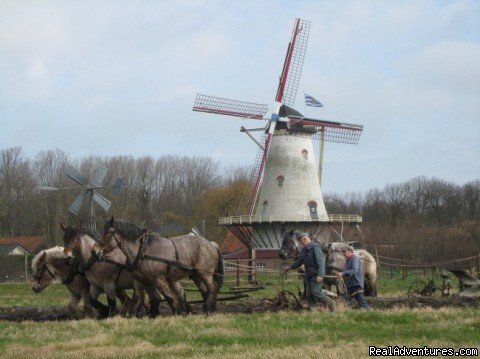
[37,167,122,232]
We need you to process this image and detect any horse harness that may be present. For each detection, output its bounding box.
[62,257,86,285]
[78,252,126,287]
[33,260,57,282]
[110,230,194,279]
[33,257,86,286]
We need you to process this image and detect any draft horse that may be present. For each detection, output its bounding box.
[279,230,377,296]
[94,217,224,314]
[31,246,101,317]
[61,223,148,317]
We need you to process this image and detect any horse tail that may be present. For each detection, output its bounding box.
[357,249,378,296]
[211,242,224,289]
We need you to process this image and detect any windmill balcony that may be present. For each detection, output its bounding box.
[218,213,362,225]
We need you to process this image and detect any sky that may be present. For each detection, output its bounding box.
[1,1,479,194]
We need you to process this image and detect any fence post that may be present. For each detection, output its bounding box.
[402,257,407,279]
[236,259,240,287]
[248,247,256,283]
[375,245,380,270]
[24,253,28,283]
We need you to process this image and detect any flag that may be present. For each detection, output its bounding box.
[304,93,323,107]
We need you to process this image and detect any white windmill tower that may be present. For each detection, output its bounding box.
[193,18,363,254]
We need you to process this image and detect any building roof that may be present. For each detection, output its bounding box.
[0,243,26,255]
[0,236,45,254]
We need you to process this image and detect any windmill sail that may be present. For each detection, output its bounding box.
[93,192,111,212]
[275,18,311,107]
[68,191,88,215]
[91,167,108,188]
[287,116,364,144]
[66,168,89,187]
[193,94,268,120]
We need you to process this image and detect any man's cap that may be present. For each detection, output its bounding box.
[298,233,310,240]
[341,245,354,252]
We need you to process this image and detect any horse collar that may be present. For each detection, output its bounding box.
[114,231,148,271]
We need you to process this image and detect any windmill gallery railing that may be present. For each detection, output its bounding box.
[219,213,362,225]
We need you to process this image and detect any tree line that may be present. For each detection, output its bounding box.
[324,177,480,262]
[1,146,479,261]
[0,147,250,247]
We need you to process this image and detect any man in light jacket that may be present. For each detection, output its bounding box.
[339,246,371,309]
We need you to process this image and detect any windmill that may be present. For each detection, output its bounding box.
[193,18,364,251]
[38,167,122,232]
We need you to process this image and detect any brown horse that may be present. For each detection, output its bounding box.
[31,246,101,317]
[93,217,224,314]
[61,223,150,317]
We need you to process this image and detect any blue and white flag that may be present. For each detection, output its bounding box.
[304,93,323,107]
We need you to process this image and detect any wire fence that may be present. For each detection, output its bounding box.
[0,252,478,284]
[374,253,480,279]
[0,254,32,283]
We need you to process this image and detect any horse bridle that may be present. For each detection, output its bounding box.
[33,261,56,282]
[104,228,147,271]
[291,236,301,255]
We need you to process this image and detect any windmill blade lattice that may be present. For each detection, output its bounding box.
[287,117,364,144]
[193,94,269,120]
[275,18,311,107]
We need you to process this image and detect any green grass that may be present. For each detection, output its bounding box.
[0,309,478,358]
[1,271,477,358]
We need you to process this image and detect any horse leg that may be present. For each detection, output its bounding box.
[103,282,118,317]
[168,280,190,314]
[131,280,147,317]
[198,274,218,314]
[115,288,132,315]
[191,274,208,302]
[67,291,81,311]
[81,284,97,318]
[176,281,192,313]
[89,285,109,319]
[144,284,161,318]
[365,278,377,297]
[155,277,181,315]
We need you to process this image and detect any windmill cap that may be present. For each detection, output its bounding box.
[298,233,310,240]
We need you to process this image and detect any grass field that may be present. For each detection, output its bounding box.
[1,271,479,358]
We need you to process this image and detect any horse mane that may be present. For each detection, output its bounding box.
[79,226,99,240]
[31,246,65,270]
[107,218,144,242]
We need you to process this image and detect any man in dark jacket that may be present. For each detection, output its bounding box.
[339,246,371,309]
[285,233,335,311]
